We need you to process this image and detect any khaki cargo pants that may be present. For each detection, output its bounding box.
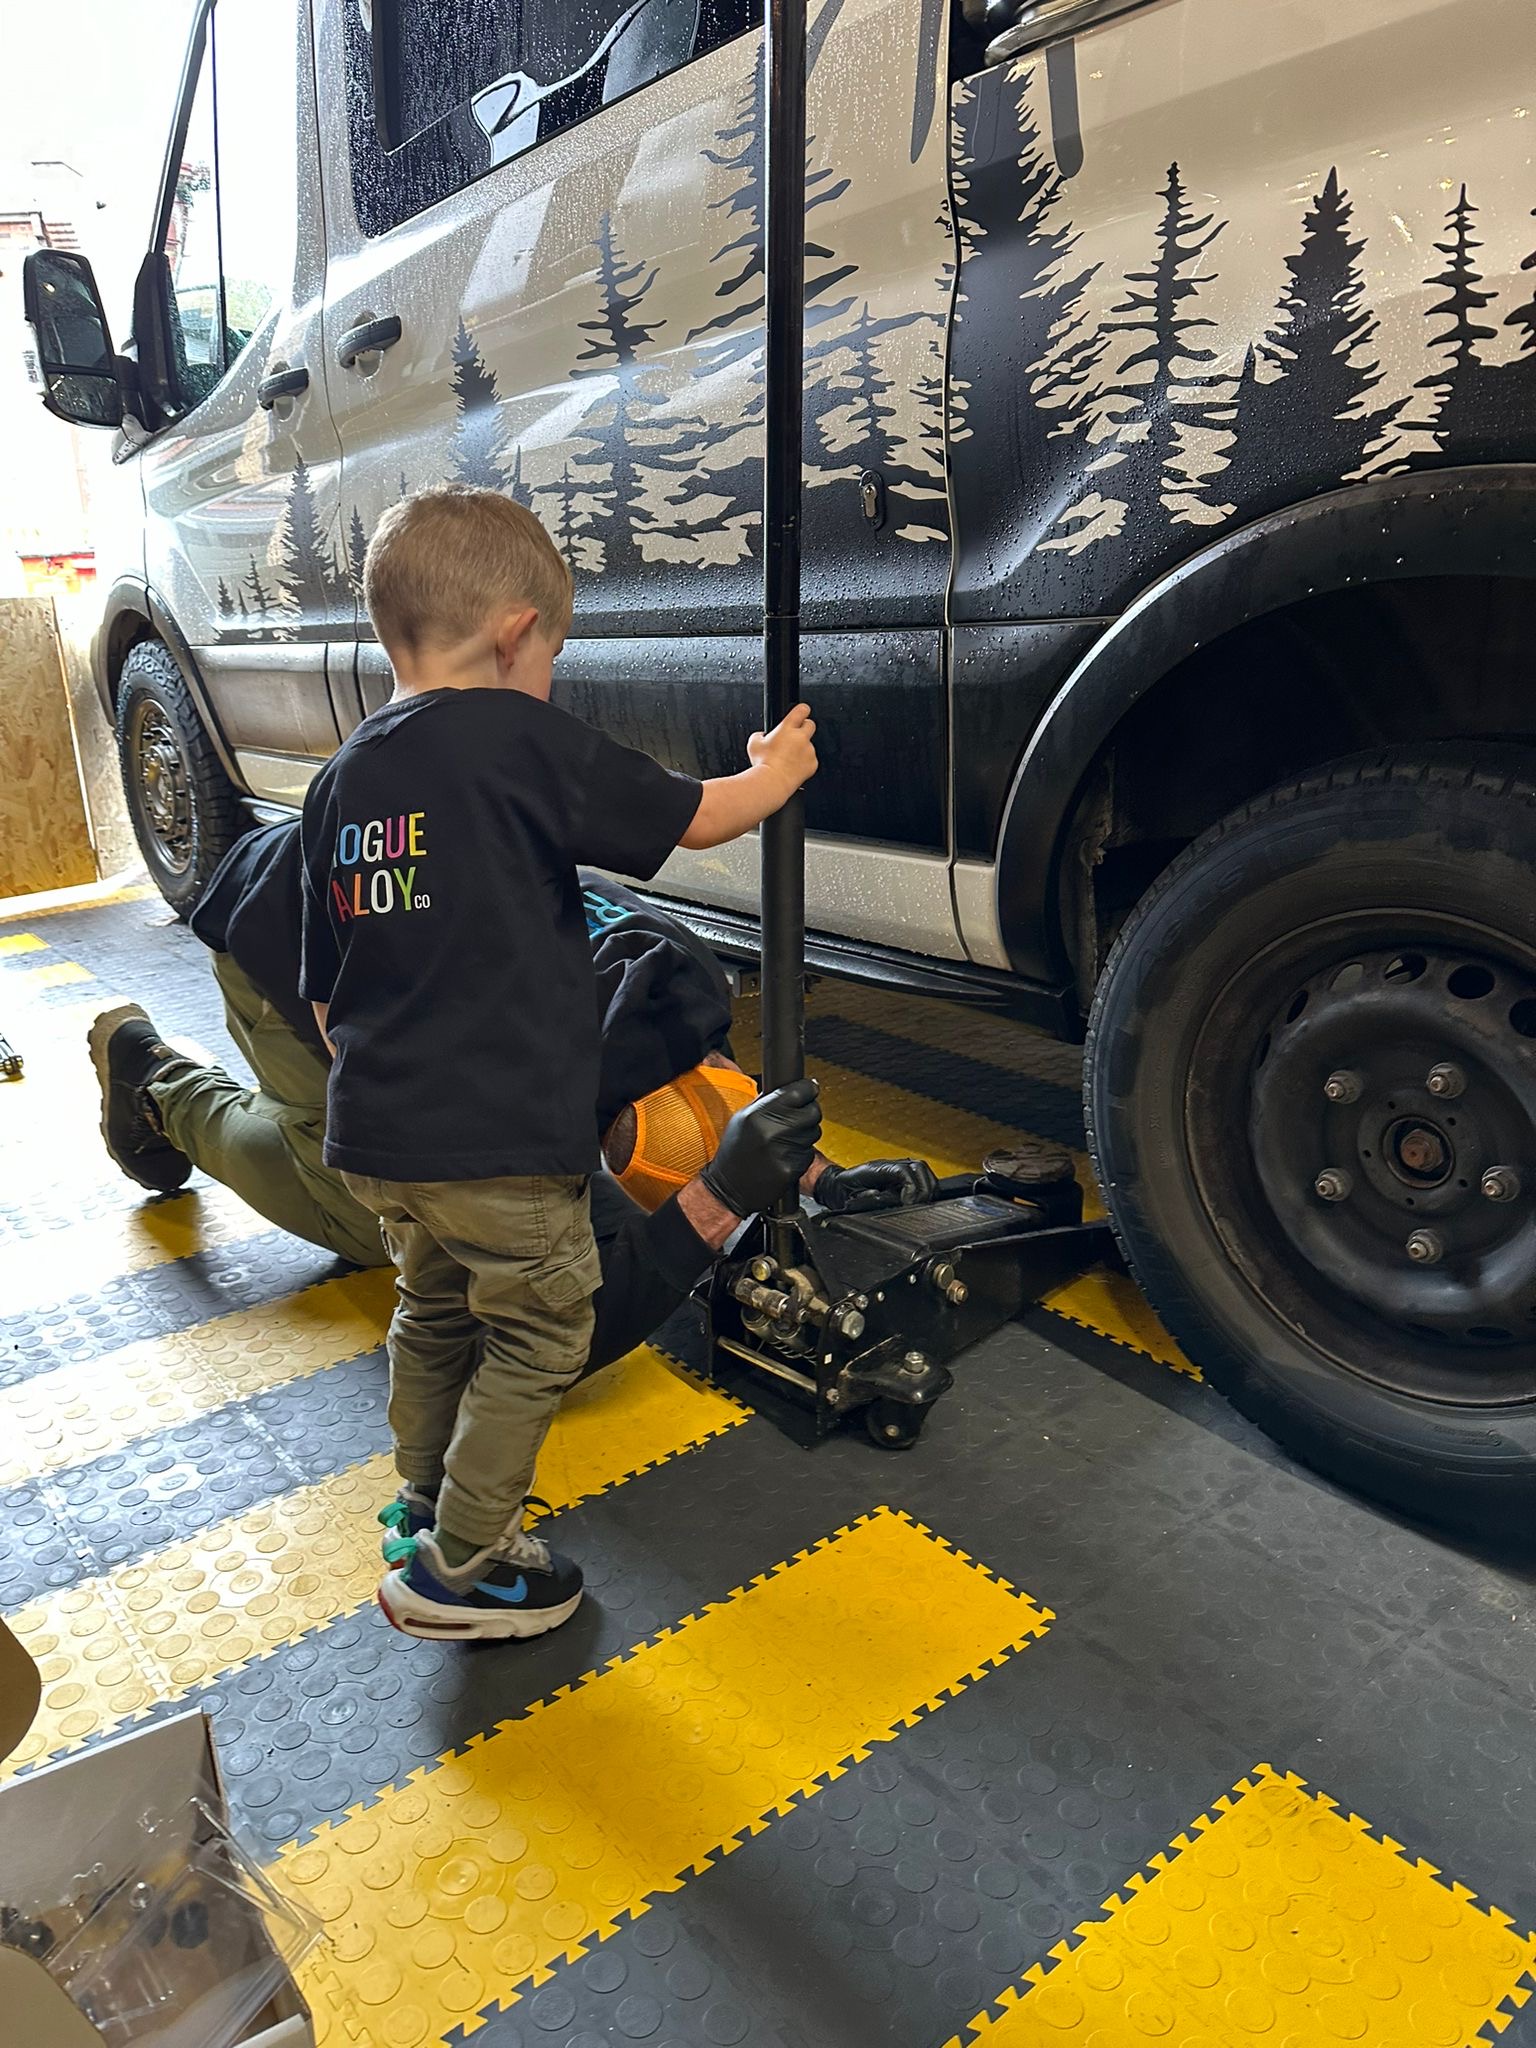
[148,953,384,1268]
[341,1171,602,1549]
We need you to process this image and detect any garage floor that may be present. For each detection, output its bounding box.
[3,885,1535,2048]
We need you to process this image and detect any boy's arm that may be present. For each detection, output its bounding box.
[679,703,818,850]
[312,1000,337,1058]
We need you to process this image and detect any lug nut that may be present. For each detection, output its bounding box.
[1481,1165,1522,1204]
[1314,1168,1353,1202]
[1405,1229,1444,1265]
[1426,1063,1466,1099]
[1323,1070,1363,1104]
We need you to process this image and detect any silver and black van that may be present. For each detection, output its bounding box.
[26,0,1536,1531]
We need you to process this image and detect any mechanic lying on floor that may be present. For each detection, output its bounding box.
[86,818,935,1377]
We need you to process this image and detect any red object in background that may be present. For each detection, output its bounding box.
[18,551,95,596]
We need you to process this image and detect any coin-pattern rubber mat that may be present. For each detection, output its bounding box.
[2,884,1533,2048]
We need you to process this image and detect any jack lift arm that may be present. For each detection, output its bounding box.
[702,0,1111,1449]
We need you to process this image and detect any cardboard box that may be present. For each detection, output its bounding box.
[0,1620,316,2048]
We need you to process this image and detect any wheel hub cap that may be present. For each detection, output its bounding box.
[1387,1119,1451,1186]
[1249,944,1536,1367]
[133,704,194,871]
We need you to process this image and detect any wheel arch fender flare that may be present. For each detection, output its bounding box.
[993,464,1536,984]
[109,585,243,789]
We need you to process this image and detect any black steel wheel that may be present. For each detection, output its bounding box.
[866,1398,925,1450]
[1086,751,1536,1538]
[116,640,245,917]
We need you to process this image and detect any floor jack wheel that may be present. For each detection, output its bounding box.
[866,1399,925,1450]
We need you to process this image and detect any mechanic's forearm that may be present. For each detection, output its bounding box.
[676,1176,741,1250]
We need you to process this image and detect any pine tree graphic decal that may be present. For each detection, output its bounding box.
[1506,206,1536,374]
[215,576,235,623]
[504,445,538,513]
[276,456,326,633]
[569,214,671,578]
[1070,162,1230,547]
[687,43,856,372]
[1409,185,1534,467]
[652,51,861,568]
[346,505,368,600]
[449,318,505,489]
[808,300,946,533]
[545,461,603,576]
[243,558,274,624]
[1219,169,1395,518]
[950,63,1102,576]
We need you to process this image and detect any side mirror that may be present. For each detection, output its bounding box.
[21,248,124,429]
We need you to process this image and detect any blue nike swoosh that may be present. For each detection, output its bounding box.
[475,1575,529,1604]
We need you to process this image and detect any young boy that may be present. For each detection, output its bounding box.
[299,487,818,1641]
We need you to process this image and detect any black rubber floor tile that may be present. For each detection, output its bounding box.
[453,1628,1256,2048]
[2,1231,343,1386]
[0,1351,392,1608]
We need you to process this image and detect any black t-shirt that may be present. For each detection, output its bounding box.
[299,688,700,1180]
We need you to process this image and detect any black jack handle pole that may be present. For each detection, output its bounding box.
[760,0,809,1216]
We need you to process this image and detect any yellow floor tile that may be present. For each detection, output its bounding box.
[0,1180,288,1305]
[0,1267,396,1485]
[3,1347,746,1780]
[280,1508,1051,2046]
[957,1765,1536,2048]
[13,959,93,988]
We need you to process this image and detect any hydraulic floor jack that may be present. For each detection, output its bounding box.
[702,0,1109,1450]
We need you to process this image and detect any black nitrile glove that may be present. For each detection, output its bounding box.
[700,1078,822,1217]
[814,1158,940,1214]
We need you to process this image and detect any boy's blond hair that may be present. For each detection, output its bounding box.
[363,485,575,657]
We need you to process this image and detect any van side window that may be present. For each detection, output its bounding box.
[347,0,756,237]
[158,0,302,414]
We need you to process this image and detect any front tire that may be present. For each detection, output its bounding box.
[116,640,246,917]
[1085,751,1536,1538]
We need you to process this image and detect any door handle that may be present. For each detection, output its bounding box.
[986,0,1152,61]
[336,314,403,370]
[257,365,310,409]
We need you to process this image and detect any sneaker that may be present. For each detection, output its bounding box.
[378,1524,583,1641]
[87,1005,191,1194]
[377,1483,439,1560]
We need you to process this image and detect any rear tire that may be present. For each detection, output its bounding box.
[116,640,246,918]
[1085,750,1536,1538]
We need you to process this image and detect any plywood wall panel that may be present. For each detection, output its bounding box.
[53,595,139,879]
[0,599,97,898]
